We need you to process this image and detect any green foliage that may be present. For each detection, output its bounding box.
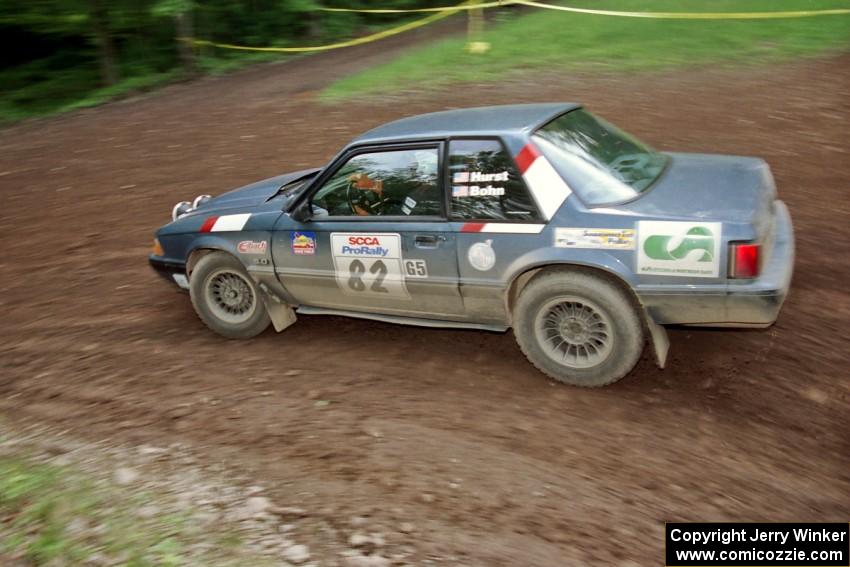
[3,0,848,121]
[151,0,194,19]
[0,0,452,122]
[322,0,850,100]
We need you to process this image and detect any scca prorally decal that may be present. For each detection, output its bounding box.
[237,240,267,254]
[460,223,545,234]
[637,221,722,278]
[199,213,251,233]
[330,233,409,299]
[515,143,571,220]
[555,227,635,250]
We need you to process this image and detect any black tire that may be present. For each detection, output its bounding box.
[189,251,271,339]
[513,269,644,387]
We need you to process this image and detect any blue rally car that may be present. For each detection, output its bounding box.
[150,104,794,386]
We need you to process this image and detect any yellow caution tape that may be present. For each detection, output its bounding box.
[325,0,850,19]
[185,3,464,53]
[186,0,850,53]
[320,0,510,13]
[514,0,850,19]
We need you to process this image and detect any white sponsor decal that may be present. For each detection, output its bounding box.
[331,233,409,298]
[210,213,251,232]
[637,221,722,278]
[468,223,545,234]
[468,240,496,271]
[522,156,571,220]
[555,228,635,250]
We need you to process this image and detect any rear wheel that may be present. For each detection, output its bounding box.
[513,269,644,387]
[189,251,271,339]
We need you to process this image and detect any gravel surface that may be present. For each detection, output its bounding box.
[1,43,848,565]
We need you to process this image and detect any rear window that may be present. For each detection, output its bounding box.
[532,109,668,206]
[448,139,542,222]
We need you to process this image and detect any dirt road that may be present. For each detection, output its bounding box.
[1,42,848,565]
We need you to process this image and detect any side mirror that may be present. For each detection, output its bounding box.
[290,200,312,223]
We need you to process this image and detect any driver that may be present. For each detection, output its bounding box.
[347,172,384,216]
[347,150,441,216]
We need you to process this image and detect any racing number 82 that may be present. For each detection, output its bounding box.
[348,259,388,293]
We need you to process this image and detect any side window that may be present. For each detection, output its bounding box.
[312,148,441,217]
[448,139,542,221]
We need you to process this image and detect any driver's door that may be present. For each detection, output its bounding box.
[272,143,465,319]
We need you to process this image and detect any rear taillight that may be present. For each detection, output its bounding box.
[729,243,760,278]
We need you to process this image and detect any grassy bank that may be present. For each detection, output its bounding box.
[321,0,850,100]
[0,455,271,566]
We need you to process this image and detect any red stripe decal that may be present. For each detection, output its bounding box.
[461,222,485,233]
[199,216,218,232]
[515,143,541,174]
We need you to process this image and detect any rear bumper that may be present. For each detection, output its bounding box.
[149,256,189,290]
[639,200,794,327]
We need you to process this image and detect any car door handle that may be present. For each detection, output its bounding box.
[414,234,445,249]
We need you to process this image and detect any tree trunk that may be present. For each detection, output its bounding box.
[90,0,119,86]
[176,9,197,76]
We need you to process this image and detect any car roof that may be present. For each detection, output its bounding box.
[350,103,581,146]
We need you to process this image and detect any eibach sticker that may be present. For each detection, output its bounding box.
[237,240,268,254]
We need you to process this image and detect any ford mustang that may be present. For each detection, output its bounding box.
[149,103,794,387]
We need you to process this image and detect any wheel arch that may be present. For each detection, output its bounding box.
[186,240,238,278]
[505,261,669,369]
[505,262,642,321]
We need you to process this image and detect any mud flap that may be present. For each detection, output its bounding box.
[257,283,297,332]
[644,309,669,369]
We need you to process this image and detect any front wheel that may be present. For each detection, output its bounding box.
[189,251,271,339]
[513,269,645,387]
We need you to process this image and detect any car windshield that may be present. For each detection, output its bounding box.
[532,109,668,206]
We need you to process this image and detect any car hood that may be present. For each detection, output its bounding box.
[194,168,320,213]
[621,152,776,233]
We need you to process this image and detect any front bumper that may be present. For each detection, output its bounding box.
[640,200,794,327]
[149,256,189,290]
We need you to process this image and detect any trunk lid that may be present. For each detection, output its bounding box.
[622,152,776,238]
